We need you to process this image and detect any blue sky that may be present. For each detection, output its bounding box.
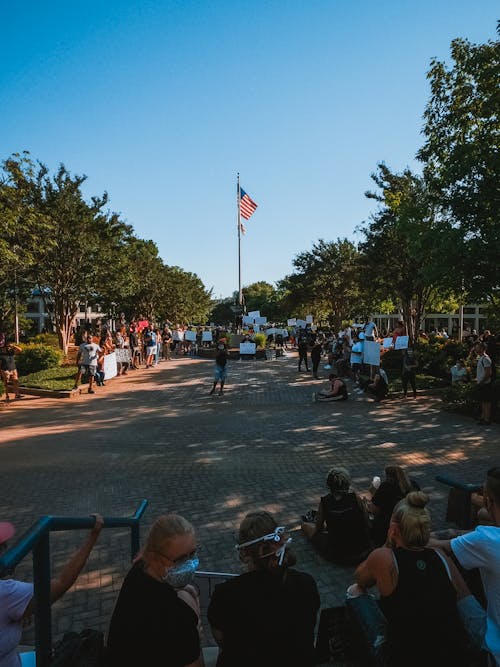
[1,1,498,300]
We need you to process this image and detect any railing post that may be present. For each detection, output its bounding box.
[130,523,140,561]
[33,532,52,667]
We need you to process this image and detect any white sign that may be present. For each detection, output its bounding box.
[103,352,118,380]
[184,330,197,342]
[394,335,409,350]
[296,319,307,328]
[363,340,381,367]
[287,318,296,326]
[248,310,260,318]
[240,342,256,354]
[306,314,313,323]
[266,328,277,335]
[254,316,267,325]
[383,337,393,349]
[242,315,254,325]
[201,331,213,342]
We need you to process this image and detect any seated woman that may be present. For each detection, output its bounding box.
[364,364,389,402]
[107,514,203,667]
[348,492,472,667]
[450,358,469,384]
[0,515,103,667]
[367,465,419,547]
[207,510,320,667]
[301,467,372,565]
[313,373,348,402]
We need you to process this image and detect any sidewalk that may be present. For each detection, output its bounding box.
[0,351,497,651]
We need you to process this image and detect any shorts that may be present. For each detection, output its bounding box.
[146,345,157,355]
[80,364,96,376]
[476,383,493,403]
[214,365,227,382]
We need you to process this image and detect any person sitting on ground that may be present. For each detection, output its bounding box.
[313,373,348,402]
[429,467,500,666]
[301,468,372,565]
[362,363,389,402]
[0,334,22,403]
[450,358,469,385]
[208,510,320,667]
[0,515,103,667]
[348,492,472,667]
[107,514,204,667]
[367,465,420,548]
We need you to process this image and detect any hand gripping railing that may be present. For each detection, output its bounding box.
[0,499,148,667]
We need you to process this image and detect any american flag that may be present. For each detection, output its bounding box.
[239,188,258,220]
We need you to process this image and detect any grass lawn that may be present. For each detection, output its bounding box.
[18,365,78,391]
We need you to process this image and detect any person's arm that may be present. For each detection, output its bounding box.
[23,515,104,619]
[355,547,396,596]
[315,500,326,531]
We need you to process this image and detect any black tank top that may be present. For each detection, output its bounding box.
[321,493,371,563]
[379,547,468,667]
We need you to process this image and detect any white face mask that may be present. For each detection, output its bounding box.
[236,526,292,566]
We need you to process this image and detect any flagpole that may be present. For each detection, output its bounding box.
[237,173,242,306]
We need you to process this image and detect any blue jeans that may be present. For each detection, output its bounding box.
[346,595,387,666]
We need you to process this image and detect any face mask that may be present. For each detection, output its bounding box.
[162,556,199,589]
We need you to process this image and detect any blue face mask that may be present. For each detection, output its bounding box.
[162,557,199,589]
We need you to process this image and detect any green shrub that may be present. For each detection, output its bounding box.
[30,333,60,349]
[441,383,478,415]
[253,332,267,348]
[16,344,64,376]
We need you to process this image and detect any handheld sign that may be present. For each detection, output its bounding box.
[184,330,197,342]
[383,337,393,349]
[363,340,381,367]
[394,335,409,350]
[202,331,213,342]
[240,342,256,355]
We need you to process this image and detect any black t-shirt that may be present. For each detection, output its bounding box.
[380,548,468,667]
[0,348,16,372]
[215,350,227,367]
[207,568,320,667]
[371,479,420,547]
[321,492,371,563]
[107,561,200,667]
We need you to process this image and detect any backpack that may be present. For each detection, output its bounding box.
[51,629,105,667]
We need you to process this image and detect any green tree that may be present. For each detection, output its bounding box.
[279,239,362,329]
[360,164,452,340]
[418,24,500,310]
[31,164,132,352]
[241,281,285,322]
[0,153,50,334]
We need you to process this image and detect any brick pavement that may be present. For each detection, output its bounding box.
[1,351,498,654]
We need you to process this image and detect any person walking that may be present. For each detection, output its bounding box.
[298,338,309,372]
[0,334,22,403]
[402,342,418,398]
[209,343,228,396]
[311,339,323,379]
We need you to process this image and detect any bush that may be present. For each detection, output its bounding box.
[30,333,60,349]
[16,344,64,376]
[253,332,267,348]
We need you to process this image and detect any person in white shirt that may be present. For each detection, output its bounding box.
[430,467,500,666]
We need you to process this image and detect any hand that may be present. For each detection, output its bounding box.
[90,513,104,535]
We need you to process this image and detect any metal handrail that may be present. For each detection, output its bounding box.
[0,499,148,667]
[435,475,482,493]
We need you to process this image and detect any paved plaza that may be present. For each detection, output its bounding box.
[0,351,498,650]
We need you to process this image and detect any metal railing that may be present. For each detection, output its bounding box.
[0,500,148,667]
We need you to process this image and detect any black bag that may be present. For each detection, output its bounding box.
[51,629,105,667]
[315,605,356,664]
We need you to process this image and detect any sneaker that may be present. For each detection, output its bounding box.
[88,389,95,394]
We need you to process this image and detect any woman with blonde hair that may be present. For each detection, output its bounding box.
[107,514,203,667]
[207,510,320,667]
[348,492,470,667]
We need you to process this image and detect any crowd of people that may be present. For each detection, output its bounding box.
[2,464,499,666]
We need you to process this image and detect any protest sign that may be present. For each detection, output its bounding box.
[201,331,213,342]
[383,337,393,349]
[363,340,381,367]
[394,335,409,350]
[184,330,197,342]
[248,310,260,318]
[240,342,256,355]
